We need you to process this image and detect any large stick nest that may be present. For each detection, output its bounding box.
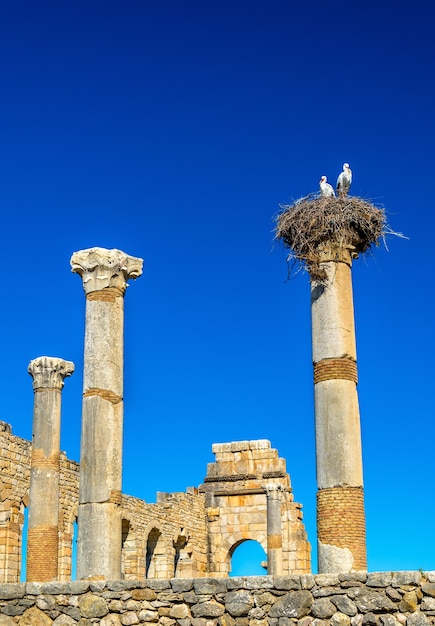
[275,195,387,281]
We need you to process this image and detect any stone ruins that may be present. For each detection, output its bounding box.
[0,247,311,584]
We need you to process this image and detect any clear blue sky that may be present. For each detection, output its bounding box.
[1,1,434,574]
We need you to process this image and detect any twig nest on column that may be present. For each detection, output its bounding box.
[275,196,387,281]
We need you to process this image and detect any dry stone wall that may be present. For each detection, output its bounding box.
[1,571,435,625]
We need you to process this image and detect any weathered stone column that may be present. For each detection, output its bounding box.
[265,483,283,575]
[71,247,143,580]
[311,246,366,572]
[27,356,74,582]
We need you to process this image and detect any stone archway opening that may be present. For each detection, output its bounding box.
[229,539,267,577]
[145,527,163,578]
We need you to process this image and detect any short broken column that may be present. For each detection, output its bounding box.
[27,356,74,582]
[265,483,283,575]
[71,247,143,580]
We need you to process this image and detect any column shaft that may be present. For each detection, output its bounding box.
[71,247,143,580]
[311,251,366,572]
[27,357,74,582]
[265,484,283,576]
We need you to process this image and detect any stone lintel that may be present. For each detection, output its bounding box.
[70,247,143,295]
[28,357,75,391]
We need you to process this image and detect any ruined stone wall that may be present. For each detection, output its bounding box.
[200,441,311,576]
[0,426,310,582]
[0,422,30,583]
[1,571,435,625]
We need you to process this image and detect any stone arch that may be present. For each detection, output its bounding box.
[58,502,78,581]
[144,521,171,579]
[0,495,27,582]
[213,531,268,577]
[121,512,140,580]
[229,538,267,576]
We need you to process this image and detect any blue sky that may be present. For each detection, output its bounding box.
[1,0,434,574]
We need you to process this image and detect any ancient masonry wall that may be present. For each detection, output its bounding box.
[0,426,310,582]
[0,571,435,625]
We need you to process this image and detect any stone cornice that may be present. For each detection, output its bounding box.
[28,357,75,391]
[70,247,143,295]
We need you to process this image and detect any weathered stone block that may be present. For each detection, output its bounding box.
[19,606,53,625]
[311,598,336,618]
[78,593,109,618]
[225,590,255,616]
[192,600,225,618]
[269,591,313,619]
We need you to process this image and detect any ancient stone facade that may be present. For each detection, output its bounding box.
[0,424,310,583]
[0,570,435,625]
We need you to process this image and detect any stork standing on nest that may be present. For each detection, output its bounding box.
[319,175,335,197]
[336,163,352,197]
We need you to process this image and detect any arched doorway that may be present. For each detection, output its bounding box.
[230,539,267,576]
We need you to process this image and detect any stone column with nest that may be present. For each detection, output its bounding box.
[27,356,74,582]
[276,195,386,573]
[71,247,143,580]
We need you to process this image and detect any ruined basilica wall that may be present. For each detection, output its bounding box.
[0,423,31,583]
[0,425,311,582]
[122,491,208,580]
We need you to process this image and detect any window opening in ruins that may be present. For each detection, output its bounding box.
[19,504,28,582]
[145,527,163,578]
[122,518,138,580]
[173,529,191,578]
[229,539,267,577]
[71,520,78,580]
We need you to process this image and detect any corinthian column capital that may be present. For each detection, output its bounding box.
[28,357,75,391]
[264,483,284,500]
[70,247,143,295]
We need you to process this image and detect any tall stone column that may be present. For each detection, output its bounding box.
[71,247,143,580]
[311,246,366,573]
[27,356,74,582]
[265,483,283,575]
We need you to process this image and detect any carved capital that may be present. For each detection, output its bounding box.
[28,357,75,391]
[70,247,143,295]
[264,483,284,500]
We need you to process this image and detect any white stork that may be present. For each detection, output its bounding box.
[319,175,335,197]
[336,163,352,197]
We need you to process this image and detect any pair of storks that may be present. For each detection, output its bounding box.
[320,163,352,197]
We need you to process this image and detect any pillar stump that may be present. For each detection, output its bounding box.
[71,247,143,580]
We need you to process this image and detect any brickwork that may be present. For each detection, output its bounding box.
[317,486,367,570]
[314,357,358,384]
[26,526,58,581]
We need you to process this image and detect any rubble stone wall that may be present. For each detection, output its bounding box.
[1,571,435,625]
